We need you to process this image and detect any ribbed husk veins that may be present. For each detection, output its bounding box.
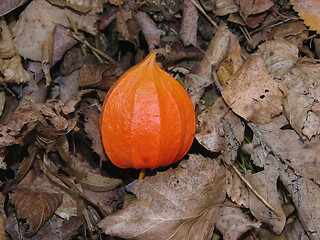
[100,51,195,170]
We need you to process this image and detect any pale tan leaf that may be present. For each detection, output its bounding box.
[0,19,16,58]
[249,114,320,184]
[98,155,226,240]
[47,0,104,13]
[195,98,228,152]
[282,62,320,139]
[290,0,320,34]
[78,172,123,192]
[256,40,299,80]
[281,171,320,240]
[222,54,284,124]
[10,189,63,237]
[0,19,30,84]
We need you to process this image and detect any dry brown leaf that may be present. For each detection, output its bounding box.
[283,219,309,240]
[256,40,299,80]
[179,0,199,47]
[216,201,261,240]
[0,0,28,16]
[0,96,47,147]
[246,169,286,234]
[11,145,37,186]
[225,167,249,207]
[195,98,229,152]
[217,33,243,86]
[222,54,284,124]
[116,9,140,46]
[98,154,226,239]
[290,0,320,34]
[133,11,164,51]
[58,70,80,103]
[10,189,63,237]
[83,104,107,162]
[47,0,104,13]
[212,0,238,16]
[0,192,9,240]
[184,23,231,107]
[60,47,84,76]
[282,62,320,139]
[78,62,122,90]
[235,0,274,27]
[13,0,98,61]
[281,170,320,240]
[0,19,30,84]
[269,20,308,50]
[249,114,320,184]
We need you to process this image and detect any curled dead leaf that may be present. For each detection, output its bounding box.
[10,189,63,237]
[78,172,123,192]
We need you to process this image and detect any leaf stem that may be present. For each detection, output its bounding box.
[138,168,147,181]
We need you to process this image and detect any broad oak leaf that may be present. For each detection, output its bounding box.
[98,154,226,240]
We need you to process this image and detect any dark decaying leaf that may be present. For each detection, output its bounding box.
[11,145,37,186]
[98,154,226,239]
[10,189,63,237]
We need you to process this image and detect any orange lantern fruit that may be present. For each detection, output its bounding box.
[100,51,195,174]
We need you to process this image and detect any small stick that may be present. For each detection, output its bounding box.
[231,164,281,220]
[190,0,219,29]
[138,168,147,181]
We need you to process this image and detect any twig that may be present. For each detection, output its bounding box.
[190,0,219,29]
[230,164,281,220]
[70,32,117,64]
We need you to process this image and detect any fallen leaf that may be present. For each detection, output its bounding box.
[179,0,199,47]
[246,169,286,234]
[256,40,299,80]
[222,54,284,124]
[58,70,80,103]
[290,0,320,34]
[60,47,84,76]
[10,189,63,237]
[83,104,107,162]
[213,0,238,16]
[195,98,228,152]
[47,0,104,13]
[225,167,249,207]
[217,33,243,86]
[0,0,28,16]
[268,20,308,50]
[283,219,309,240]
[98,154,226,239]
[13,0,98,61]
[78,62,122,90]
[249,114,320,185]
[282,62,320,139]
[0,19,30,84]
[216,201,261,240]
[281,169,320,240]
[116,9,140,47]
[235,0,274,28]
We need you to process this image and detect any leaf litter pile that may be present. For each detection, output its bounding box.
[0,0,320,239]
